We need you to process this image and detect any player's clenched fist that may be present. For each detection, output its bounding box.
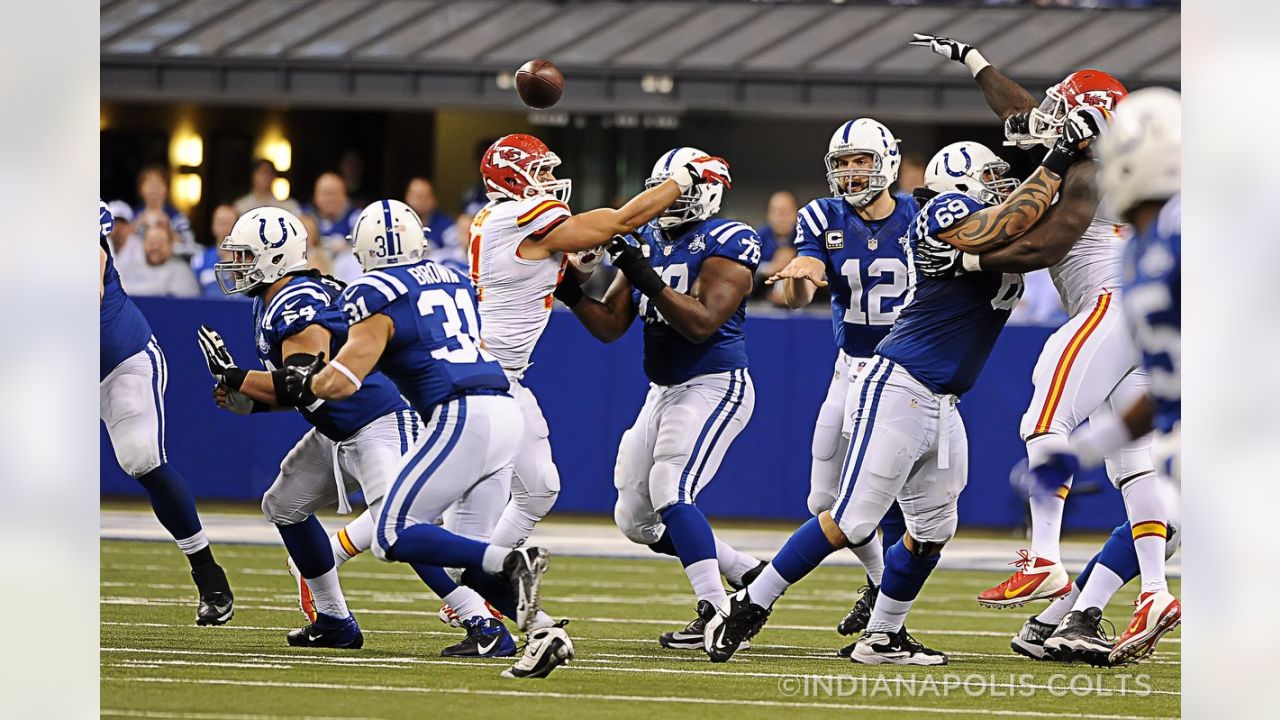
[606,233,667,298]
[1059,106,1107,153]
[766,255,827,288]
[670,155,732,190]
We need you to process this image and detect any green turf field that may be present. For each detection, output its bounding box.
[101,538,1179,719]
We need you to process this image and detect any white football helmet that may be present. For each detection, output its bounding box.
[924,141,1019,206]
[826,118,900,207]
[1095,87,1181,220]
[350,199,428,272]
[216,206,308,295]
[645,147,724,228]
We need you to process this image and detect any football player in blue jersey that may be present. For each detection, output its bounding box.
[704,118,1102,665]
[99,200,234,626]
[1034,88,1182,666]
[289,200,573,679]
[553,146,767,649]
[195,206,425,650]
[765,118,918,645]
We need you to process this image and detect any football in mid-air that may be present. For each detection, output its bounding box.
[515,59,564,109]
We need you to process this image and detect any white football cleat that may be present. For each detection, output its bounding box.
[978,550,1071,608]
[1109,590,1181,666]
[850,629,947,666]
[501,621,575,679]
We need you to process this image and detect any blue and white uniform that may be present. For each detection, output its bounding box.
[794,194,915,514]
[252,273,419,525]
[100,203,171,478]
[1122,194,1180,479]
[829,192,1024,544]
[337,261,520,558]
[613,218,761,545]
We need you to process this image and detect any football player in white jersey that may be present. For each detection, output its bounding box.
[465,133,731,553]
[910,35,1174,625]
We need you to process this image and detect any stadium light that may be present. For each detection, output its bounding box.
[169,127,202,169]
[171,173,202,209]
[256,126,292,173]
[271,178,290,202]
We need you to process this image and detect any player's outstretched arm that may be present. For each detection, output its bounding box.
[309,314,393,402]
[557,271,638,343]
[908,34,1035,120]
[961,161,1098,273]
[535,156,732,256]
[765,255,827,309]
[650,257,753,344]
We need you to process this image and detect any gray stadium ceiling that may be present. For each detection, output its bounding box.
[100,0,1180,122]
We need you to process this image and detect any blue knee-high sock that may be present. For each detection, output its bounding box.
[411,563,460,599]
[772,517,839,583]
[1094,521,1140,583]
[879,502,907,558]
[658,503,716,567]
[387,523,490,568]
[136,464,203,542]
[277,516,335,579]
[880,539,941,603]
[460,567,518,619]
[648,528,678,557]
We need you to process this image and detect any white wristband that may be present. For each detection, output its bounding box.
[1069,412,1130,468]
[328,359,362,391]
[961,253,982,273]
[964,50,990,78]
[668,166,694,192]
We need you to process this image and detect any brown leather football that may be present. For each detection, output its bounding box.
[515,59,564,109]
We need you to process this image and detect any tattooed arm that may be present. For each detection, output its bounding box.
[935,166,1064,253]
[965,162,1098,272]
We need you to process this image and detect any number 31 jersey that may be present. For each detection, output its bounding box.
[794,194,916,358]
[877,192,1024,396]
[341,261,509,416]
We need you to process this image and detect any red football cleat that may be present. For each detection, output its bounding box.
[1109,590,1181,665]
[978,550,1071,608]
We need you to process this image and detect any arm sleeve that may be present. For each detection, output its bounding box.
[516,200,572,239]
[794,200,830,261]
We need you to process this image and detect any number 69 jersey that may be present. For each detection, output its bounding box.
[794,194,917,358]
[631,218,762,386]
[876,192,1025,396]
[340,260,510,415]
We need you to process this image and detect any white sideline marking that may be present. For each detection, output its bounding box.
[101,648,1177,697]
[107,676,1170,719]
[101,710,385,720]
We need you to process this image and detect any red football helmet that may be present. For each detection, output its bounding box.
[480,134,572,204]
[1027,69,1128,146]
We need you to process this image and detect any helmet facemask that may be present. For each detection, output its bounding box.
[826,150,888,207]
[1026,84,1071,147]
[215,242,284,295]
[973,161,1018,205]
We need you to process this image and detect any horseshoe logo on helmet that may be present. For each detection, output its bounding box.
[259,216,289,248]
[943,147,973,178]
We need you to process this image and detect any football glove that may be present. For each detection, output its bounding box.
[909,33,990,76]
[197,324,246,389]
[1041,106,1106,176]
[606,234,666,298]
[281,352,325,408]
[567,245,605,274]
[915,234,963,279]
[669,155,732,191]
[1003,112,1039,149]
[213,383,257,415]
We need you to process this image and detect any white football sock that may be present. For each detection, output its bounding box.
[442,585,490,621]
[1074,564,1126,613]
[849,533,885,586]
[865,592,913,633]
[714,536,759,586]
[1026,434,1071,562]
[746,563,791,608]
[331,509,374,568]
[305,567,350,619]
[683,558,727,608]
[481,545,511,575]
[1036,583,1079,626]
[1121,474,1169,594]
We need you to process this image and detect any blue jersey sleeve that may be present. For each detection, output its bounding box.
[340,275,404,326]
[795,199,831,261]
[707,222,763,272]
[923,193,985,241]
[263,283,335,344]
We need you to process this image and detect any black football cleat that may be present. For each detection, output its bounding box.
[286,612,364,649]
[1044,607,1113,667]
[1011,615,1058,661]
[661,600,753,651]
[837,582,878,636]
[703,589,770,663]
[192,563,234,626]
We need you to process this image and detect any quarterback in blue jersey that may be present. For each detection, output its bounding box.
[765,117,918,642]
[99,199,234,626]
[707,126,1101,665]
[195,206,421,650]
[292,199,573,679]
[554,147,767,649]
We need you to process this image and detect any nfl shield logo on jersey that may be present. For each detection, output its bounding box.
[867,237,879,250]
[825,230,844,250]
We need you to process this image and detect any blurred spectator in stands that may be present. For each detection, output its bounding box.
[1008,269,1068,326]
[461,137,499,216]
[895,152,927,195]
[234,159,301,216]
[190,204,246,300]
[339,150,368,208]
[120,219,199,298]
[132,164,198,258]
[104,199,138,260]
[303,172,362,282]
[405,177,464,265]
[298,213,333,277]
[756,191,798,304]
